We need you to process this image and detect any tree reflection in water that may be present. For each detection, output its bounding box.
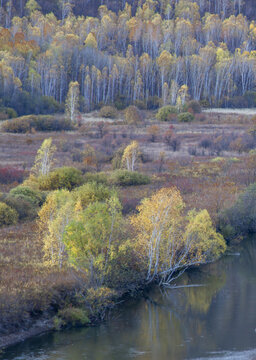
[2,239,256,360]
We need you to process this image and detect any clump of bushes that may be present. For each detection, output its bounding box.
[178,112,195,122]
[186,100,201,114]
[0,107,17,120]
[3,186,45,220]
[156,106,177,121]
[124,105,143,124]
[4,195,37,220]
[73,182,111,208]
[99,106,117,119]
[0,202,18,227]
[218,183,256,242]
[9,186,45,206]
[84,172,108,185]
[0,167,24,184]
[38,167,83,191]
[2,115,73,133]
[109,170,150,186]
[55,307,90,329]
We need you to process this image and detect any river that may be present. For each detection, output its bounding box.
[1,239,256,360]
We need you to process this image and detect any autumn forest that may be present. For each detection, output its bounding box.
[1,0,256,115]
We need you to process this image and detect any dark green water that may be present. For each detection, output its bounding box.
[1,240,256,360]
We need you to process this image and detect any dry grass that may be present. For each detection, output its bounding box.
[0,222,78,334]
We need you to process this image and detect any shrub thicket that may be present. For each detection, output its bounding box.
[55,307,90,328]
[4,196,38,220]
[156,106,177,121]
[0,167,24,184]
[39,167,83,191]
[109,170,151,186]
[124,106,143,124]
[0,202,18,227]
[99,106,117,119]
[10,186,45,206]
[73,182,111,208]
[218,183,256,241]
[84,172,108,185]
[178,112,195,122]
[186,100,202,114]
[2,115,73,133]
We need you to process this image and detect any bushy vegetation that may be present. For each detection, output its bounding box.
[218,183,256,241]
[0,167,24,184]
[38,167,83,191]
[178,112,195,122]
[0,202,18,227]
[2,116,72,133]
[10,186,45,206]
[156,106,177,122]
[124,106,143,124]
[99,106,117,119]
[73,182,112,208]
[109,170,151,186]
[186,100,202,114]
[4,195,38,220]
[55,307,90,329]
[84,172,108,185]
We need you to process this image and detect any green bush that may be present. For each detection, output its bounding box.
[218,183,256,241]
[84,172,108,185]
[56,307,90,328]
[1,115,73,133]
[109,170,151,186]
[4,196,37,220]
[39,167,83,191]
[73,182,111,208]
[9,186,45,206]
[156,106,177,121]
[99,106,117,119]
[0,202,18,227]
[178,112,195,122]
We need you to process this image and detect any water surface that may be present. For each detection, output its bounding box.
[1,239,256,360]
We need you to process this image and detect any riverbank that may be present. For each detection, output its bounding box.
[2,238,256,360]
[0,319,54,351]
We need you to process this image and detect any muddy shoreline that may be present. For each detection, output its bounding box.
[0,319,54,352]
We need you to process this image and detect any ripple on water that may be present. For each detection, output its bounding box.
[191,349,256,360]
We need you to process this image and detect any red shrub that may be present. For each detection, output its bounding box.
[0,167,24,184]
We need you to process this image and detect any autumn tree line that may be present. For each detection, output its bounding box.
[1,0,256,115]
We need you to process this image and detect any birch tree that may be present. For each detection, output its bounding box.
[122,141,140,172]
[32,138,56,177]
[131,188,226,286]
[66,81,80,123]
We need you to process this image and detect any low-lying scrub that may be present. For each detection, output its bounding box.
[109,170,151,186]
[0,202,18,227]
[2,115,73,133]
[0,167,24,184]
[38,167,83,191]
[218,183,256,242]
